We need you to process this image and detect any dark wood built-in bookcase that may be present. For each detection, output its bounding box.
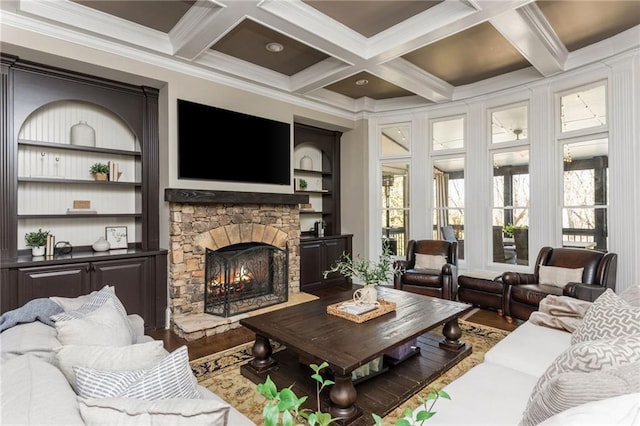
[0,54,167,329]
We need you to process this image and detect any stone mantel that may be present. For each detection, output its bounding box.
[164,188,308,205]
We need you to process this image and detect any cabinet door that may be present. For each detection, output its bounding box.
[17,263,91,306]
[300,240,323,291]
[323,238,348,284]
[91,258,148,319]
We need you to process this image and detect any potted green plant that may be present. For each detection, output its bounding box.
[299,179,308,190]
[89,162,110,181]
[25,228,49,256]
[323,240,402,304]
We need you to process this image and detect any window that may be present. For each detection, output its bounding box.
[491,104,528,144]
[432,116,464,151]
[433,158,465,259]
[381,125,410,156]
[382,162,410,257]
[560,84,606,133]
[492,150,529,265]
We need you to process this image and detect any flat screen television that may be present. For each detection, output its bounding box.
[177,99,291,185]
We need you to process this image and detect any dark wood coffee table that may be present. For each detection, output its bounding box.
[240,286,473,425]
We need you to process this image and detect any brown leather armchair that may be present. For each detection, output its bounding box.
[502,246,617,322]
[393,240,458,300]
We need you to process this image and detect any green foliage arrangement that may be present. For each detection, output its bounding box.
[502,223,528,238]
[25,228,49,247]
[257,361,338,426]
[323,239,401,286]
[257,361,449,426]
[299,179,308,189]
[89,162,110,175]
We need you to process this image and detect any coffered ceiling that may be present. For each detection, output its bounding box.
[1,0,639,115]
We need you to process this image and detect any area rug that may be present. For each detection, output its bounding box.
[190,320,510,425]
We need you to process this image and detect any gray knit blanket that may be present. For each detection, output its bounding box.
[0,298,63,332]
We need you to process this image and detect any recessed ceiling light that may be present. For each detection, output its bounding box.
[355,79,369,86]
[265,42,284,53]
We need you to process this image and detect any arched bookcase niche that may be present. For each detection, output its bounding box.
[17,100,142,249]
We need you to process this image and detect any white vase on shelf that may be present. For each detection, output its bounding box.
[70,121,96,147]
[300,155,313,170]
[92,236,110,252]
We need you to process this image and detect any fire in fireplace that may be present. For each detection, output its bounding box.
[205,242,288,317]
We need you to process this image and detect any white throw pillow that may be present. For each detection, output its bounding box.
[78,397,230,425]
[54,341,168,392]
[414,254,447,270]
[50,292,95,312]
[538,265,584,288]
[55,298,134,346]
[74,346,200,400]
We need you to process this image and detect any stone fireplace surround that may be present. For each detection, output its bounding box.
[165,189,308,341]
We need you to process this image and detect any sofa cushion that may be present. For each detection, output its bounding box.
[414,254,446,270]
[54,341,168,392]
[55,298,134,346]
[571,289,640,344]
[78,397,230,425]
[408,362,538,425]
[536,393,640,425]
[74,345,200,400]
[484,321,572,377]
[538,265,583,288]
[521,361,640,426]
[1,354,84,425]
[50,292,94,312]
[0,321,60,362]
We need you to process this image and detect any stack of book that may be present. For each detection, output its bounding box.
[67,199,97,214]
[45,233,55,257]
[108,161,121,181]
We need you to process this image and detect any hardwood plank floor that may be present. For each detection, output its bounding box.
[148,284,521,360]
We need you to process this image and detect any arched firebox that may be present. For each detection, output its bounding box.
[205,242,288,317]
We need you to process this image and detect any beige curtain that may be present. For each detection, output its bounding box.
[434,170,448,239]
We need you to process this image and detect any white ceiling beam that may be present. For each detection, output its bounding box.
[490,3,567,77]
[373,59,454,103]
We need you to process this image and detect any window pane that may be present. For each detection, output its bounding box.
[433,157,465,259]
[382,162,409,256]
[381,124,410,156]
[492,150,529,265]
[562,138,608,250]
[491,105,528,144]
[561,84,606,133]
[432,116,464,151]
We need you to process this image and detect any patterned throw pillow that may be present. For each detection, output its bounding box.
[414,254,446,270]
[524,334,640,415]
[520,361,640,426]
[74,346,200,400]
[571,289,640,344]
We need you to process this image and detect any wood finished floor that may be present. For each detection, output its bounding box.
[148,284,521,361]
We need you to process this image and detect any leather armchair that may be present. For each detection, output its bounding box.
[502,246,617,322]
[393,240,458,300]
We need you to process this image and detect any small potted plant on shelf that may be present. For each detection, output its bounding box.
[89,162,110,181]
[299,178,308,190]
[25,228,49,256]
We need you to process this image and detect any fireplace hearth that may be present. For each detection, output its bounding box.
[205,242,288,317]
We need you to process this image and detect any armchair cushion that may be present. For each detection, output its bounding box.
[538,265,584,288]
[414,253,446,270]
[571,289,640,344]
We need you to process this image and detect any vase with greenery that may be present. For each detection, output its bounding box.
[502,223,527,238]
[25,228,49,256]
[323,240,402,304]
[89,162,110,180]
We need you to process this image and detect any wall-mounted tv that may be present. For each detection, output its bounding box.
[177,99,291,185]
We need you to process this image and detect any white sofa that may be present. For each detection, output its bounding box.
[415,288,640,425]
[0,290,255,426]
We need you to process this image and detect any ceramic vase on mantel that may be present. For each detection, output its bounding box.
[31,246,45,257]
[353,285,377,305]
[92,236,110,252]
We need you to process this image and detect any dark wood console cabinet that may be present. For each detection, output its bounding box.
[0,54,166,329]
[299,234,353,291]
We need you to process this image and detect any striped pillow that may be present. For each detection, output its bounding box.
[74,346,200,400]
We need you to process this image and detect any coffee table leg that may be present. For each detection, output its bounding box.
[329,372,359,421]
[249,334,275,372]
[439,317,465,351]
